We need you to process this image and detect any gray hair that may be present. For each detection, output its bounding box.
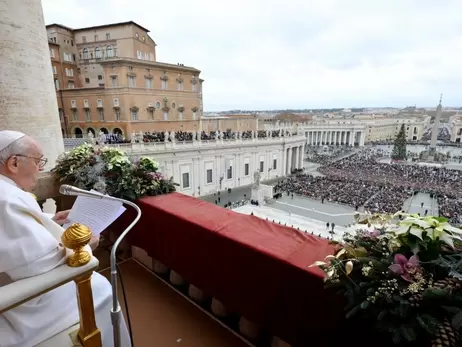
[0,137,32,165]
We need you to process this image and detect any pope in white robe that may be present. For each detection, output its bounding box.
[0,130,131,347]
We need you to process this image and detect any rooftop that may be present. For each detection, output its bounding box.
[46,21,150,34]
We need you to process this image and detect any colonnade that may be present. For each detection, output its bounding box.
[284,144,304,175]
[305,130,365,146]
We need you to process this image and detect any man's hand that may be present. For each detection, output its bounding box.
[52,209,71,226]
[89,236,100,251]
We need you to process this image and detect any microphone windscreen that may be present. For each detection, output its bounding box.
[59,184,72,195]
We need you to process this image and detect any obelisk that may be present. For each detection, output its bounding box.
[0,0,65,171]
[430,94,443,151]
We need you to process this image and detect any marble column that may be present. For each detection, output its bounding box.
[0,0,64,170]
[287,148,292,174]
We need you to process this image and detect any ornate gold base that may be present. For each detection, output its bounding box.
[67,250,91,267]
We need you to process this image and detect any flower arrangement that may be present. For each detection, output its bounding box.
[313,213,462,346]
[51,143,177,200]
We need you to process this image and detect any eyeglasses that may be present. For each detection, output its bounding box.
[15,155,48,168]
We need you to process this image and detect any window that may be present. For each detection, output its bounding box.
[98,109,104,120]
[50,48,55,58]
[106,45,113,58]
[82,48,89,59]
[161,80,167,90]
[182,172,190,188]
[192,83,197,92]
[148,110,154,119]
[113,98,119,107]
[178,111,183,120]
[98,75,103,80]
[111,76,117,87]
[163,112,168,120]
[115,110,121,120]
[52,65,57,74]
[227,166,233,179]
[94,35,98,41]
[206,169,213,183]
[128,76,136,87]
[71,40,74,46]
[244,163,249,176]
[54,79,59,90]
[85,77,90,83]
[131,109,138,120]
[144,52,149,60]
[273,159,277,170]
[106,33,110,40]
[85,109,91,120]
[67,81,75,89]
[95,47,102,59]
[259,161,264,172]
[137,50,142,59]
[72,110,78,121]
[65,68,73,76]
[145,78,152,88]
[63,52,71,61]
[177,81,183,91]
[135,32,139,39]
[156,102,161,109]
[192,111,197,120]
[97,99,103,107]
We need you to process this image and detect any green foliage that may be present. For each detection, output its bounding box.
[51,143,178,200]
[391,124,407,160]
[312,214,462,345]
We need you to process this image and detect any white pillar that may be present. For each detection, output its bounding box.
[299,145,303,167]
[349,131,354,146]
[0,0,64,170]
[287,148,292,174]
[360,132,365,146]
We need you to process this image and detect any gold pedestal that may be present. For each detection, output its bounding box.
[61,223,92,267]
[62,223,102,346]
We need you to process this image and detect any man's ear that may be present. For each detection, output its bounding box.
[6,156,19,173]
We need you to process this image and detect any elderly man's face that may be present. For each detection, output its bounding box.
[6,137,46,192]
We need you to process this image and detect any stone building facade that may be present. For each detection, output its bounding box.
[46,21,204,137]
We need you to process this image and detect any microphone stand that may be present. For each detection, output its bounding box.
[109,198,141,347]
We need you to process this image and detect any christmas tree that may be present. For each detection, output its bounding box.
[391,124,407,160]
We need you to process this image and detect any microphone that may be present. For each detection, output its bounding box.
[60,184,118,202]
[59,184,141,347]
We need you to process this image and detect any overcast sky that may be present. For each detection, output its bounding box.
[42,0,462,111]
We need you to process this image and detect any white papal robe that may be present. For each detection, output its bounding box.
[0,175,131,347]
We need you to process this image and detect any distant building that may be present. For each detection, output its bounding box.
[47,21,203,138]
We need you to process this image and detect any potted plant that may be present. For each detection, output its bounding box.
[51,143,177,200]
[312,213,462,346]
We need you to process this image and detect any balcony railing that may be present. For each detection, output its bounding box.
[62,135,306,152]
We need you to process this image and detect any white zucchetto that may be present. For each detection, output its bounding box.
[0,130,26,151]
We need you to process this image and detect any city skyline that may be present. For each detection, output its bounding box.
[42,0,462,111]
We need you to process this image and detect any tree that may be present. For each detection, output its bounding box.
[391,124,407,161]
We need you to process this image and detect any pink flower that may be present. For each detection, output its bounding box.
[389,254,419,282]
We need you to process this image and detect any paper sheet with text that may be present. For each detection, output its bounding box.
[63,192,126,236]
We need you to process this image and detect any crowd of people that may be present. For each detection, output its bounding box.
[279,148,461,224]
[305,146,354,164]
[99,129,296,145]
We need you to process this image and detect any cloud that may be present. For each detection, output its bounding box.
[41,0,462,110]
